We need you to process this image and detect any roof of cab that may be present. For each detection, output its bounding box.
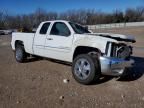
[42,20,69,23]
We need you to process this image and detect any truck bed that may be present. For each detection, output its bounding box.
[11,32,35,54]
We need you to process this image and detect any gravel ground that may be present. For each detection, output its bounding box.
[0,27,144,108]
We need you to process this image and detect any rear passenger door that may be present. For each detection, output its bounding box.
[33,22,50,56]
[44,22,73,61]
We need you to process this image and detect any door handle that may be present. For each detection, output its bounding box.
[47,38,53,40]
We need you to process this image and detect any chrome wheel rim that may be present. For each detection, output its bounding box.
[74,58,91,80]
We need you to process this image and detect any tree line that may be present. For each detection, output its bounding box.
[0,6,144,29]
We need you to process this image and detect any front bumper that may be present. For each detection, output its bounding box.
[99,56,134,76]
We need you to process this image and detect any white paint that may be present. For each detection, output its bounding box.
[11,20,135,63]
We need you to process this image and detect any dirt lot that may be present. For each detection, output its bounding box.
[0,27,144,108]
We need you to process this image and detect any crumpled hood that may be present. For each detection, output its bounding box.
[86,33,136,43]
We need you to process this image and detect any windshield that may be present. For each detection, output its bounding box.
[69,22,90,34]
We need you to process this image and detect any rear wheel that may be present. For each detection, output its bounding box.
[72,54,100,85]
[15,45,27,63]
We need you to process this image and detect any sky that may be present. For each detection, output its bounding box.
[0,0,144,15]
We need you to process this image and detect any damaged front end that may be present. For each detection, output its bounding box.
[100,41,135,76]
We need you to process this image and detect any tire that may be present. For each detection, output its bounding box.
[72,54,101,85]
[15,45,27,63]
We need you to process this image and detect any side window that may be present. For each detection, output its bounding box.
[40,23,50,34]
[50,22,71,36]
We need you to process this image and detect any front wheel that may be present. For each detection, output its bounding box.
[72,54,101,85]
[15,45,27,63]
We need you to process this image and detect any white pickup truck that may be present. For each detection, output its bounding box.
[11,20,135,84]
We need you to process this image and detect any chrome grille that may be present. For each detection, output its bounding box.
[106,42,132,59]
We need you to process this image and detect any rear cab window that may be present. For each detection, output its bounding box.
[40,22,51,34]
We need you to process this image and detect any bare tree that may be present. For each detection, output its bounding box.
[0,10,5,29]
[0,6,144,29]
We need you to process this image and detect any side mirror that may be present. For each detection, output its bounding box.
[84,26,88,30]
[84,26,93,33]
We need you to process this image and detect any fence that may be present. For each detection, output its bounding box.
[88,21,144,30]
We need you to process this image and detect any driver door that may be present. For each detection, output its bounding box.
[44,22,73,61]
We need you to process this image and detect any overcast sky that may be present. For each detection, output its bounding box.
[0,0,144,14]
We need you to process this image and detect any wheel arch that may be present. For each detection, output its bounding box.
[15,40,24,48]
[73,46,101,60]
